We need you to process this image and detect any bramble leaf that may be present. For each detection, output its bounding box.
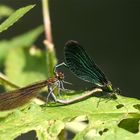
[0,93,140,140]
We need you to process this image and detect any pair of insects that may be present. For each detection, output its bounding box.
[0,40,119,111]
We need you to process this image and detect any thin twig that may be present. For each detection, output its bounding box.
[0,73,19,89]
[42,0,53,43]
[55,88,103,104]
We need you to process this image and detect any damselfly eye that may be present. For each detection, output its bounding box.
[114,88,121,94]
[59,74,64,80]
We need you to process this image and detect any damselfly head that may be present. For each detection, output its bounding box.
[102,81,120,94]
[113,87,121,94]
[102,81,113,92]
[107,87,120,100]
[55,71,64,81]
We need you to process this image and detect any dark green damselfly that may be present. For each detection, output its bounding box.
[55,40,120,98]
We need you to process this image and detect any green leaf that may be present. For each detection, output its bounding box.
[0,5,14,19]
[0,5,35,33]
[5,46,48,86]
[36,120,65,140]
[9,25,43,48]
[0,25,43,66]
[0,94,140,139]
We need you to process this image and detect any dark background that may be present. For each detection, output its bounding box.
[0,0,140,139]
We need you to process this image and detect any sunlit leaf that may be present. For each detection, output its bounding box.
[5,46,48,86]
[0,5,35,33]
[0,94,140,139]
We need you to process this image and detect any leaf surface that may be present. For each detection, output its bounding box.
[0,93,140,140]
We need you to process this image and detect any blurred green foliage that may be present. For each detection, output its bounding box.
[0,5,14,19]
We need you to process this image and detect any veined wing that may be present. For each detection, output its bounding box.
[0,80,48,111]
[64,40,108,87]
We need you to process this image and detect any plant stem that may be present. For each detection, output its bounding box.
[0,73,19,89]
[55,88,103,104]
[42,0,57,77]
[42,0,53,43]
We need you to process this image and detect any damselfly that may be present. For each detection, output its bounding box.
[0,71,64,111]
[55,40,120,95]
